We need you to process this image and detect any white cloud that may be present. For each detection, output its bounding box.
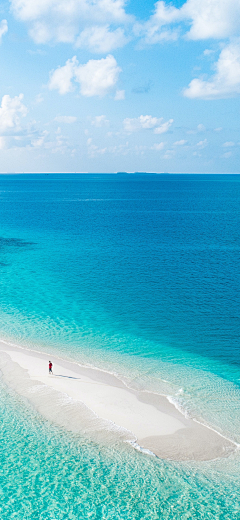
[223,151,232,158]
[182,0,240,40]
[9,0,240,65]
[54,116,77,123]
[87,138,107,157]
[10,0,130,49]
[75,55,121,97]
[123,115,173,133]
[197,138,207,148]
[164,149,175,159]
[184,41,240,99]
[31,130,49,147]
[197,123,206,132]
[187,124,207,134]
[223,141,235,147]
[27,48,46,56]
[91,115,109,127]
[136,0,240,46]
[39,127,71,155]
[49,57,77,95]
[151,142,164,150]
[139,115,160,128]
[154,119,173,134]
[76,25,128,53]
[203,49,215,56]
[115,89,125,100]
[49,55,121,97]
[174,139,187,145]
[0,94,28,135]
[135,26,179,46]
[123,116,155,132]
[0,20,8,43]
[134,2,181,45]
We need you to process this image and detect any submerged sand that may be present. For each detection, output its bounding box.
[0,341,236,461]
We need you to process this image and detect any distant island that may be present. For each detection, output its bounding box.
[116,171,160,175]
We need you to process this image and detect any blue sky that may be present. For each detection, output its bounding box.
[0,0,239,173]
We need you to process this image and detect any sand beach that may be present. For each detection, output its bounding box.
[0,340,235,462]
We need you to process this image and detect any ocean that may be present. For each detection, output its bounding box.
[0,173,239,518]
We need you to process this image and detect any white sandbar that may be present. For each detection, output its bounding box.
[0,341,236,461]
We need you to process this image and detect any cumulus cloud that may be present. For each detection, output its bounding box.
[184,41,240,99]
[0,20,8,42]
[49,55,121,97]
[136,0,240,45]
[76,25,128,53]
[134,3,181,44]
[197,123,206,132]
[0,99,76,152]
[174,139,187,145]
[54,116,77,123]
[75,55,121,96]
[223,141,235,147]
[0,94,28,134]
[9,0,240,66]
[151,142,164,150]
[203,49,215,56]
[10,0,130,51]
[182,0,240,40]
[31,130,49,148]
[164,149,175,159]
[87,137,107,157]
[197,138,207,148]
[49,57,77,95]
[91,115,109,127]
[124,115,158,132]
[123,115,173,133]
[133,1,240,101]
[154,119,173,134]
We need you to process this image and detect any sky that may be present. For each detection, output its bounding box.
[0,0,240,173]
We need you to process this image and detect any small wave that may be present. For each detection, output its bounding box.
[176,388,184,396]
[167,395,190,419]
[167,394,240,450]
[127,440,156,457]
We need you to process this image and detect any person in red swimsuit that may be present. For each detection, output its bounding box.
[49,361,53,374]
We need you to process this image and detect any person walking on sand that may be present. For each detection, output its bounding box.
[49,361,53,374]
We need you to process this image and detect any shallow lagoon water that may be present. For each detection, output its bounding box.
[0,174,240,518]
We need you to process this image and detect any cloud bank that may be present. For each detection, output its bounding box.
[10,0,130,52]
[136,0,240,44]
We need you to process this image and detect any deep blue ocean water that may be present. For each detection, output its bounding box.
[0,174,239,518]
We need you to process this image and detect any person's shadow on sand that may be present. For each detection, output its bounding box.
[54,374,81,380]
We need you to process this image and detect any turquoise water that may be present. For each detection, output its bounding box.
[0,174,240,518]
